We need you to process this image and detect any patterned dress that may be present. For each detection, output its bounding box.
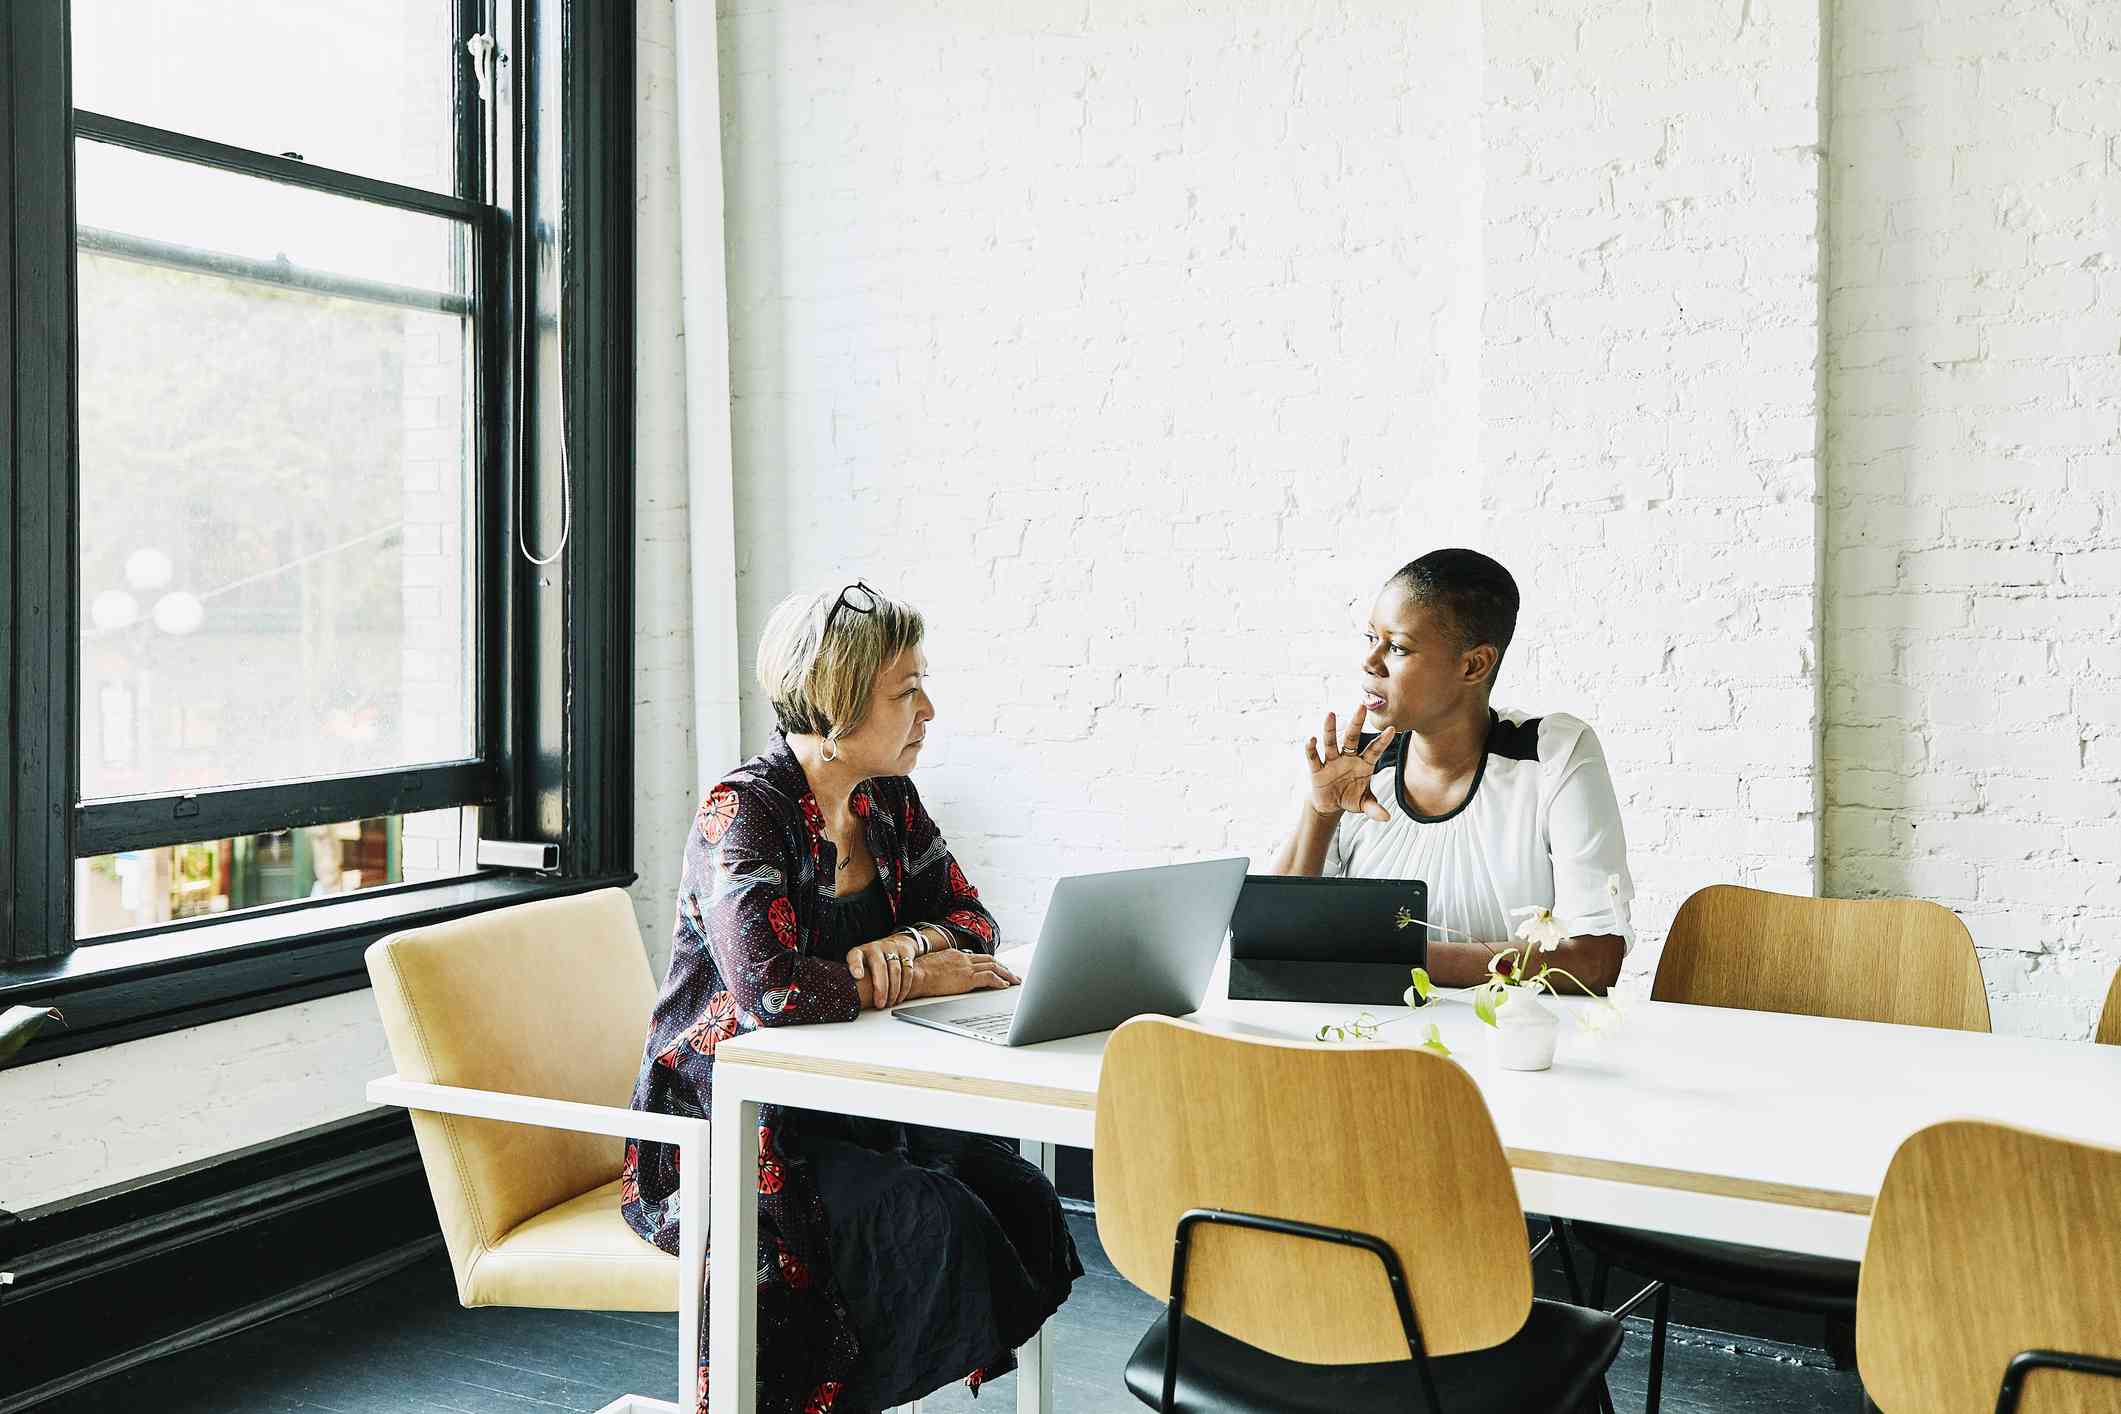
[622,732,1079,1414]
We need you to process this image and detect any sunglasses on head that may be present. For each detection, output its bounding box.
[822,580,879,642]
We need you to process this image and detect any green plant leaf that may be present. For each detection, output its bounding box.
[0,1006,62,1063]
[1408,967,1434,1004]
[1318,1011,1392,1044]
[1418,1023,1452,1058]
[1473,984,1500,1028]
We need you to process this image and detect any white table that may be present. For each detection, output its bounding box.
[706,985,2121,1414]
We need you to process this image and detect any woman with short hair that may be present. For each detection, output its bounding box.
[1272,549,1634,992]
[624,582,1081,1414]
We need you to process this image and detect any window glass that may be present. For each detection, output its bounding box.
[75,142,477,800]
[72,0,458,192]
[75,808,478,938]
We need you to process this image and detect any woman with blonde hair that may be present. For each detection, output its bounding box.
[623,581,1080,1414]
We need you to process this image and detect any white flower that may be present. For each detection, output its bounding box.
[1510,904,1569,953]
[1578,997,1626,1038]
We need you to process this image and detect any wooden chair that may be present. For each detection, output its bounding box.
[1094,1015,1622,1414]
[1858,1120,2121,1412]
[1570,884,1990,1413]
[1647,884,1991,1031]
[365,888,699,1414]
[2097,966,2121,1047]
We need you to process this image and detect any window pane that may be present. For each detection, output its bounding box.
[71,0,458,193]
[75,808,477,939]
[76,142,476,801]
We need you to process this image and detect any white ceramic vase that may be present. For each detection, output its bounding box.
[1490,987,1559,1071]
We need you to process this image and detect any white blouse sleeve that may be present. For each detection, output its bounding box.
[1541,717,1636,950]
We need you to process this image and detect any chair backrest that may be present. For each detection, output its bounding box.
[1092,1016,1531,1364]
[2098,967,2121,1047]
[1652,884,1990,1031]
[1858,1120,2121,1413]
[366,888,658,1293]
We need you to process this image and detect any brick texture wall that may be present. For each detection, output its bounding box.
[1823,0,2121,1037]
[1476,0,1827,954]
[722,0,1489,927]
[714,0,2117,1032]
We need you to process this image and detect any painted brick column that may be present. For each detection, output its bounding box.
[1478,0,1830,974]
[1823,0,2121,1035]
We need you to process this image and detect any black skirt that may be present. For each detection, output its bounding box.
[791,1111,1083,1411]
[798,880,1082,1411]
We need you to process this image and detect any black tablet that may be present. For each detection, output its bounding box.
[1227,875,1429,1006]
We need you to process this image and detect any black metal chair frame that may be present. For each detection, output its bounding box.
[1161,1207,1445,1414]
[1561,1218,1850,1413]
[1859,1347,2121,1413]
[1160,1207,1613,1414]
[1995,1350,2121,1414]
[1529,1217,1590,1302]
[1579,1237,1678,1413]
[1535,1219,1616,1414]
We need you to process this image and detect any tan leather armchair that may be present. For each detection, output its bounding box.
[365,887,703,1414]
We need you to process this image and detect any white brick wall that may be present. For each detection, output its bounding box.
[715,0,2115,1035]
[1823,0,2121,1039]
[0,0,695,1212]
[0,990,395,1213]
[1476,0,1827,963]
[717,0,1828,982]
[722,0,1490,932]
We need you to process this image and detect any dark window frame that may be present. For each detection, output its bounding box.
[69,16,497,884]
[0,0,636,1061]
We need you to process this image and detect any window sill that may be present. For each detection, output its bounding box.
[0,871,639,1069]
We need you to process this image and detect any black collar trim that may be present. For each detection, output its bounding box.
[1387,710,1539,824]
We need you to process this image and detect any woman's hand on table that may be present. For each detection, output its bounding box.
[1304,705,1397,822]
[905,948,1020,1003]
[846,934,924,1008]
[846,927,1016,1008]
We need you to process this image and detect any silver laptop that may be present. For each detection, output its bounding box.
[892,857,1250,1046]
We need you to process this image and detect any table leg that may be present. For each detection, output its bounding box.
[709,1096,760,1414]
[678,1119,709,1414]
[1016,1138,1057,1414]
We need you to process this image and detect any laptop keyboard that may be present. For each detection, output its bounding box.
[949,1009,1016,1039]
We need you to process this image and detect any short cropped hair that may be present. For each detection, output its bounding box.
[1390,549,1520,686]
[756,584,925,745]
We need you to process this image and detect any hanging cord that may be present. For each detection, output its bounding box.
[470,31,570,570]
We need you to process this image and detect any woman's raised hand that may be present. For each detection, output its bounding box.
[1304,705,1397,822]
[906,948,1020,1002]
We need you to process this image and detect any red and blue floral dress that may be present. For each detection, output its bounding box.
[622,732,1079,1414]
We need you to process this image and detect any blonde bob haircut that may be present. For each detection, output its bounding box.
[756,584,925,747]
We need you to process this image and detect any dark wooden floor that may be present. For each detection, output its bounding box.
[46,1210,1863,1413]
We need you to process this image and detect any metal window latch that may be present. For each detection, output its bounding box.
[466,34,497,104]
[477,839,559,872]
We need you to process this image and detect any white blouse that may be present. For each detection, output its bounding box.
[1321,710,1636,952]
